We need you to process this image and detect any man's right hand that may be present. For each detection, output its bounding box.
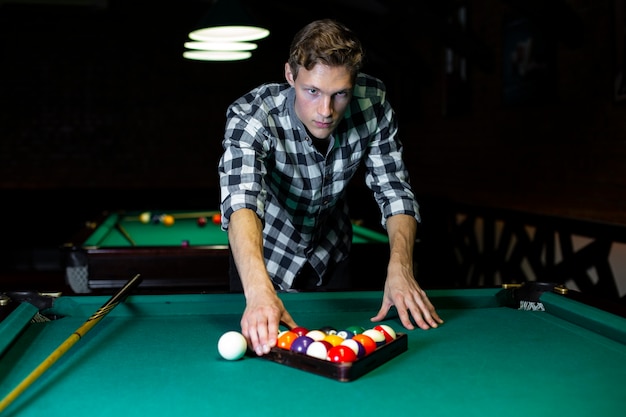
[241,285,297,355]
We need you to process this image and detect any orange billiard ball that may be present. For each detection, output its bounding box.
[161,214,175,227]
[277,330,299,350]
[212,213,221,225]
[351,334,377,356]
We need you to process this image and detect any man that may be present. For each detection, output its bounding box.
[218,19,443,356]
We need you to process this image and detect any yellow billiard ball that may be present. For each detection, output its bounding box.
[139,212,151,224]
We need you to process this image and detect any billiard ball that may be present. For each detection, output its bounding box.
[290,335,314,354]
[197,216,207,227]
[217,331,248,361]
[181,240,190,247]
[345,325,365,336]
[373,324,397,343]
[362,328,386,347]
[319,325,337,335]
[151,213,162,224]
[290,326,309,337]
[139,211,151,224]
[212,213,221,225]
[305,329,326,341]
[277,330,298,350]
[351,334,377,355]
[161,214,175,227]
[336,329,354,340]
[323,334,344,347]
[340,338,366,358]
[327,345,357,363]
[305,341,331,360]
[363,329,386,347]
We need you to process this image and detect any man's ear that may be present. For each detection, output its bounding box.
[284,62,295,86]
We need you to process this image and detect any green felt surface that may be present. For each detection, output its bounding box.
[83,211,388,247]
[1,289,625,417]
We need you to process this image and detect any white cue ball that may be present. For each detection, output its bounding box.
[217,331,248,361]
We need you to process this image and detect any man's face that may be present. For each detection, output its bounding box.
[284,62,353,140]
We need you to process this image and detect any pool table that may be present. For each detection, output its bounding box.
[63,210,390,294]
[1,286,625,417]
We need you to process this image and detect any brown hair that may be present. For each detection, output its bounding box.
[287,19,365,81]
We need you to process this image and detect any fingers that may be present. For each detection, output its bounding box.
[371,302,411,329]
[241,314,277,356]
[241,307,298,356]
[374,289,444,331]
[392,298,418,330]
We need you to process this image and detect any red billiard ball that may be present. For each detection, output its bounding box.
[212,213,221,225]
[290,326,309,337]
[327,345,357,363]
[197,216,207,227]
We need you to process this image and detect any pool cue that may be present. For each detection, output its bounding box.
[0,273,143,413]
[115,222,136,246]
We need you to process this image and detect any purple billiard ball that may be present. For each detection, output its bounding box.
[290,335,314,354]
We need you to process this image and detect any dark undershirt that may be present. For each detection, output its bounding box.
[311,136,329,154]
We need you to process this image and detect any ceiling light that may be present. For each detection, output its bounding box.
[182,50,253,62]
[188,26,269,43]
[183,0,269,61]
[184,41,258,51]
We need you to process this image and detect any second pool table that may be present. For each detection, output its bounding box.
[63,210,390,293]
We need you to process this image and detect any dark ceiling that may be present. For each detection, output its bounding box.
[0,0,494,72]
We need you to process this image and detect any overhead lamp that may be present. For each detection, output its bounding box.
[183,50,253,62]
[189,26,269,43]
[184,0,269,61]
[184,41,258,52]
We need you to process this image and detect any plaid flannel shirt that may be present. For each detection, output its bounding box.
[218,73,420,290]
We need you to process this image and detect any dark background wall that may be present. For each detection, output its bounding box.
[1,0,625,289]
